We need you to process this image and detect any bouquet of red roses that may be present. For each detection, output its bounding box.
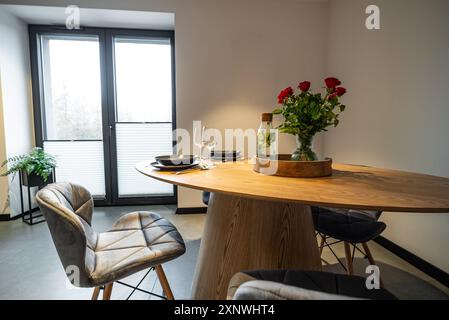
[273,77,347,161]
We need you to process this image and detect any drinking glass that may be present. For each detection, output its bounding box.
[194,126,217,167]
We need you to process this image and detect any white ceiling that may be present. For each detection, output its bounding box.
[0,4,175,30]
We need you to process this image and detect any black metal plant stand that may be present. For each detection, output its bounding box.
[18,169,55,225]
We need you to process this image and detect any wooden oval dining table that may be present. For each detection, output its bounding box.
[136,160,449,300]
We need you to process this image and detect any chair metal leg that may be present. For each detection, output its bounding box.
[93,267,176,300]
[344,242,354,275]
[91,287,101,300]
[103,283,113,300]
[155,265,174,300]
[322,236,347,272]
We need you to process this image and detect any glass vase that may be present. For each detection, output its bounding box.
[291,134,318,161]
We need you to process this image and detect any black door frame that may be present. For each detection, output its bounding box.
[29,25,177,206]
[104,28,177,205]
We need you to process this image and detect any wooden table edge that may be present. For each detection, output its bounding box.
[135,164,449,213]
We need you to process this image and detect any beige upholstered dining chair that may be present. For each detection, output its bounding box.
[36,182,186,300]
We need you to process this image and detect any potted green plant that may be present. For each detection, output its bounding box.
[1,147,57,187]
[273,77,347,161]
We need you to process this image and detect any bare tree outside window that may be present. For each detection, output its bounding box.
[43,36,102,140]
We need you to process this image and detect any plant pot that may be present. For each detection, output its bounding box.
[21,171,54,187]
[253,155,332,178]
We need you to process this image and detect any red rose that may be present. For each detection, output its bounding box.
[328,92,338,100]
[325,77,341,89]
[277,86,294,104]
[298,81,311,92]
[336,87,346,96]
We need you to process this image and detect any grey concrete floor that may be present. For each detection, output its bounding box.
[1,205,448,300]
[0,205,200,300]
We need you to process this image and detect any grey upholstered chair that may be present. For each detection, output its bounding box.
[228,270,396,300]
[36,182,186,300]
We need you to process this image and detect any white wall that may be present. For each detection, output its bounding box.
[0,0,329,208]
[0,7,34,217]
[326,0,449,272]
[169,0,328,207]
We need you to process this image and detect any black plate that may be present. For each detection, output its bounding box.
[150,161,199,171]
[155,155,198,166]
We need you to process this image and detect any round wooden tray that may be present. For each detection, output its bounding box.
[253,155,332,178]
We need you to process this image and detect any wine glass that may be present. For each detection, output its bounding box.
[194,126,217,167]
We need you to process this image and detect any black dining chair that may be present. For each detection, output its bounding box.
[311,206,386,282]
[202,191,211,206]
[229,269,396,300]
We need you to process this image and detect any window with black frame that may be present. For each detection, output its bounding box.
[29,26,176,205]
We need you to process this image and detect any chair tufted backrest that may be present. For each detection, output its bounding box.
[36,182,97,287]
[313,206,382,221]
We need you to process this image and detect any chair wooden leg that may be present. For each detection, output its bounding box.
[344,242,353,275]
[362,242,375,265]
[155,265,174,300]
[362,242,384,287]
[318,234,326,256]
[103,283,113,300]
[91,287,101,300]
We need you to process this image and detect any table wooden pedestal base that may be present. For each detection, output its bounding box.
[191,193,322,299]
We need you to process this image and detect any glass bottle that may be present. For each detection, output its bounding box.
[257,113,274,158]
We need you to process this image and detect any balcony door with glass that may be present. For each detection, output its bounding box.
[30,27,176,205]
[108,30,176,204]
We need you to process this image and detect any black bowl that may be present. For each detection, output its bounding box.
[155,155,198,166]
